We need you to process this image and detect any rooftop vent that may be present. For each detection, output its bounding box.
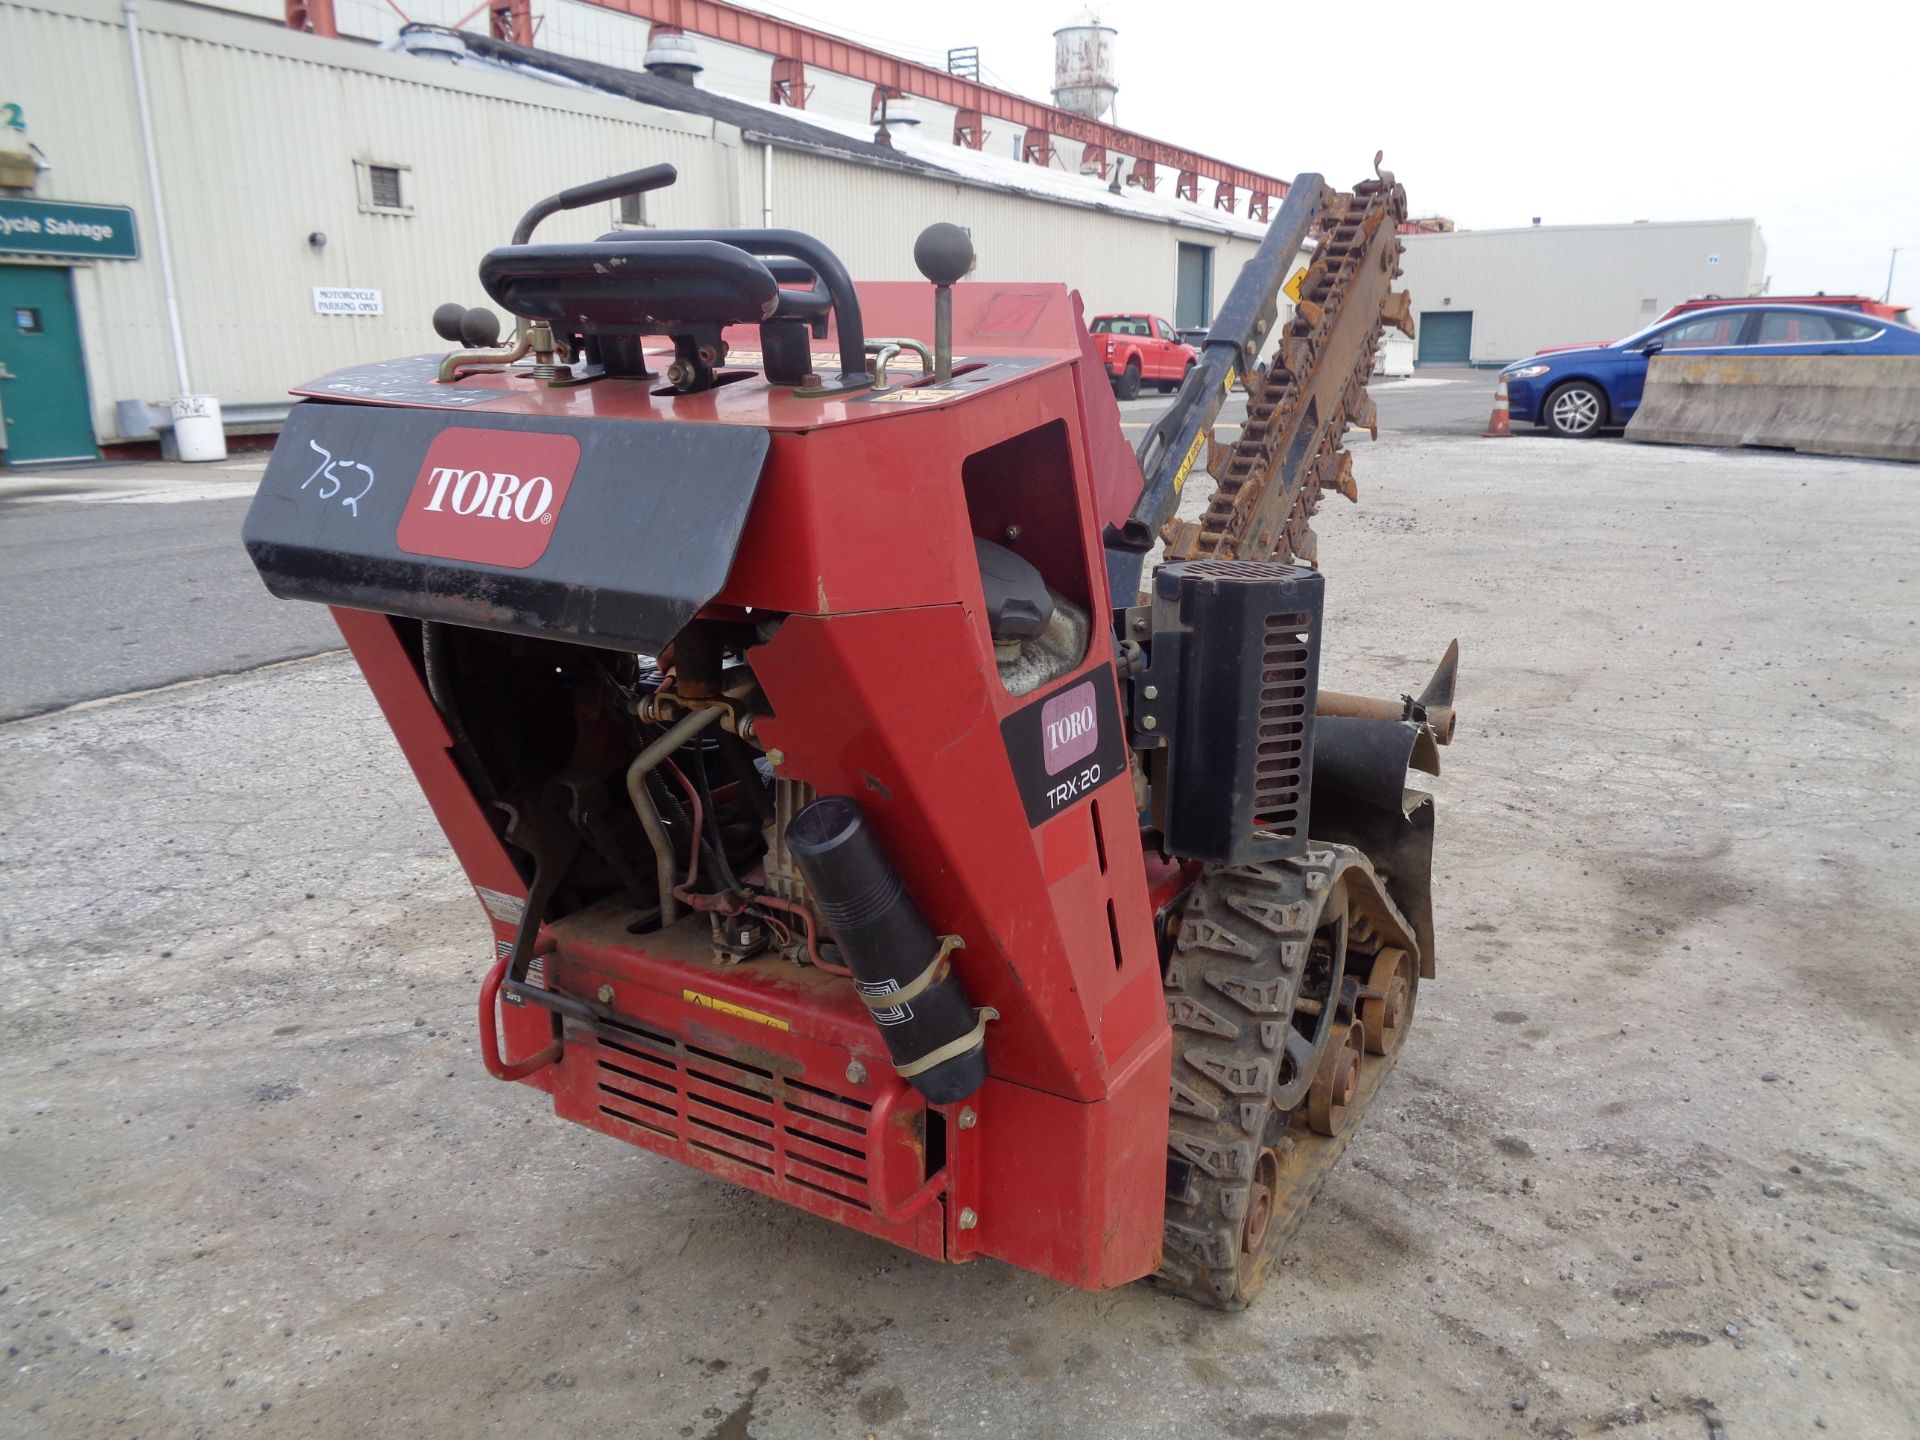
[390,26,468,63]
[874,93,923,146]
[643,30,703,85]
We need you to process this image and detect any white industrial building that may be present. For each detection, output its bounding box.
[0,0,1285,463]
[1398,218,1768,367]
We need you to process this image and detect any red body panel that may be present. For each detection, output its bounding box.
[318,282,1176,1289]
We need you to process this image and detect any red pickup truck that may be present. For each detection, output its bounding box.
[1089,313,1198,399]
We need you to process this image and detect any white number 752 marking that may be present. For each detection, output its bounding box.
[304,439,376,517]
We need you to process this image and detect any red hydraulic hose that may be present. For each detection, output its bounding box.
[661,758,703,890]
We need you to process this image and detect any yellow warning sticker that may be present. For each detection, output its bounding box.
[867,387,963,404]
[1283,267,1307,302]
[682,989,791,1031]
[1170,429,1209,495]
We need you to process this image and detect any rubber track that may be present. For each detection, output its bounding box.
[1156,846,1406,1309]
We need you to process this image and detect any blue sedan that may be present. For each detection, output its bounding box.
[1500,303,1920,437]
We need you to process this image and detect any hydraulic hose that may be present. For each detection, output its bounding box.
[420,622,495,804]
[624,706,724,928]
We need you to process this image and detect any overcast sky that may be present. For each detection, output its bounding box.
[734,0,1918,299]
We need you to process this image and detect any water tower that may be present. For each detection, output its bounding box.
[1052,9,1118,121]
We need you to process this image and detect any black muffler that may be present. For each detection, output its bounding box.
[785,795,987,1104]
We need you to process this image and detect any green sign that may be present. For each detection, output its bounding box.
[0,198,140,261]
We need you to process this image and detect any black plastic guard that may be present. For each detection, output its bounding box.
[1311,717,1439,978]
[243,402,769,654]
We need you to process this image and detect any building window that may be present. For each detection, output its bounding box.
[355,160,413,216]
[612,191,649,229]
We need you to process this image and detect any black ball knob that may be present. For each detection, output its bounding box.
[913,223,974,287]
[431,302,467,342]
[459,306,502,347]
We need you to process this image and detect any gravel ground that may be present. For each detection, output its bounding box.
[3,426,1916,1439]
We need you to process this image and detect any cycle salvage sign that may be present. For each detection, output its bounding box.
[0,198,139,260]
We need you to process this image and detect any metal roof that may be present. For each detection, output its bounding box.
[423,27,1267,243]
[449,28,941,177]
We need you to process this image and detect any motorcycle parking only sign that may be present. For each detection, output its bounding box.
[313,287,383,316]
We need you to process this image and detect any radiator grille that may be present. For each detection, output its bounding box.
[589,1017,877,1208]
[1184,558,1284,579]
[1253,610,1312,840]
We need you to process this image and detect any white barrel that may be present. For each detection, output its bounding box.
[169,395,227,462]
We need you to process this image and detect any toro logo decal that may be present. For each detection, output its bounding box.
[395,427,580,569]
[1041,680,1099,775]
[999,666,1124,827]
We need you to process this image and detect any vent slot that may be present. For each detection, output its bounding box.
[600,1103,674,1139]
[1252,609,1313,839]
[586,1015,886,1211]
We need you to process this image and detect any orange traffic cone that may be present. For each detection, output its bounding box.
[1483,379,1511,437]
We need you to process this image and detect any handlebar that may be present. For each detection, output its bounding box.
[598,228,869,384]
[512,163,680,245]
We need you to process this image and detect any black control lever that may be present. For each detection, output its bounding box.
[512,163,679,245]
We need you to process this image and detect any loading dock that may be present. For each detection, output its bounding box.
[1417,309,1472,366]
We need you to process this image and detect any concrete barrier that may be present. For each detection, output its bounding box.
[1626,355,1920,463]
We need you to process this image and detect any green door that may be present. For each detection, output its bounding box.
[1175,243,1213,330]
[1416,310,1472,366]
[0,264,98,464]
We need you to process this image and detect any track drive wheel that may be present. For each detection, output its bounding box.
[1156,847,1419,1309]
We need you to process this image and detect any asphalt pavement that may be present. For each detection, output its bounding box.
[0,367,1492,721]
[0,460,344,721]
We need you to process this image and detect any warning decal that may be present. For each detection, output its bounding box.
[682,989,791,1031]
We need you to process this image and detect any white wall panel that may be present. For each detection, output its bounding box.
[538,0,650,71]
[1400,220,1767,364]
